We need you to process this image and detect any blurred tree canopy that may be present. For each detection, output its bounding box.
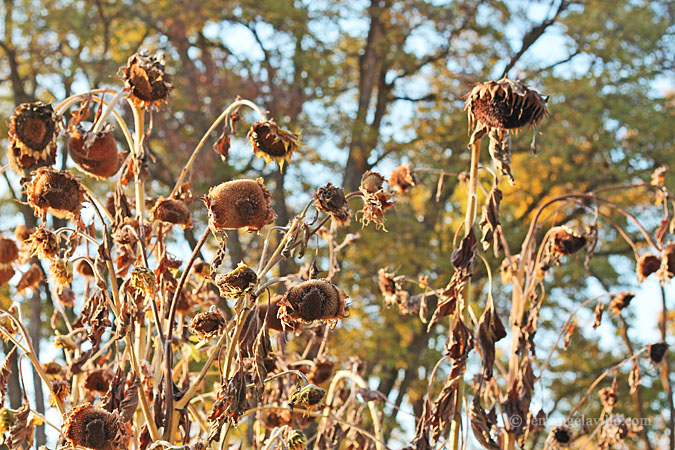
[1,0,673,447]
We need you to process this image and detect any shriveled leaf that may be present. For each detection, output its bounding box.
[563,321,576,350]
[629,360,641,395]
[8,400,30,450]
[119,374,140,422]
[487,129,514,185]
[469,397,501,450]
[102,366,126,412]
[656,216,669,247]
[0,346,17,409]
[593,301,605,329]
[479,180,503,257]
[477,299,507,380]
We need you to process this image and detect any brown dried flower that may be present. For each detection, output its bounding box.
[664,243,675,277]
[609,292,635,316]
[648,342,668,365]
[26,168,86,221]
[314,183,351,224]
[289,384,325,414]
[26,226,59,259]
[121,50,171,109]
[285,429,307,450]
[637,253,661,282]
[7,102,58,177]
[359,171,394,230]
[389,164,417,194]
[214,262,258,300]
[278,280,349,328]
[308,358,335,385]
[68,125,123,179]
[0,267,14,287]
[130,267,157,298]
[599,379,619,410]
[62,403,126,450]
[49,260,73,287]
[75,259,95,277]
[259,408,293,429]
[548,426,571,448]
[0,238,19,273]
[16,264,43,293]
[84,369,112,394]
[190,307,227,341]
[551,226,587,256]
[14,225,31,244]
[150,197,192,229]
[465,78,547,132]
[192,261,211,279]
[248,120,303,169]
[204,178,276,232]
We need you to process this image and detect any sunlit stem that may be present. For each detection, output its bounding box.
[54,88,118,114]
[171,99,267,197]
[89,89,126,136]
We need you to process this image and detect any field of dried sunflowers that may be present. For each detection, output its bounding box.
[0,49,672,450]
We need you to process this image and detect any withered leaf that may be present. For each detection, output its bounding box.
[451,228,477,277]
[94,244,109,292]
[487,129,514,185]
[120,374,140,422]
[477,299,507,380]
[213,133,230,160]
[8,400,30,450]
[629,360,641,395]
[656,216,669,248]
[102,366,126,412]
[593,301,605,329]
[563,321,576,350]
[0,346,17,409]
[469,397,501,450]
[426,272,461,332]
[251,315,272,399]
[479,180,504,257]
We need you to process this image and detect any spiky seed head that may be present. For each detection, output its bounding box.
[68,125,122,179]
[204,178,276,232]
[360,171,386,194]
[26,227,59,259]
[62,403,126,450]
[190,307,227,341]
[26,168,85,221]
[389,164,417,194]
[7,102,58,177]
[314,183,351,224]
[248,120,302,169]
[278,280,349,328]
[551,226,587,256]
[214,262,258,300]
[286,429,307,450]
[150,197,192,229]
[289,384,325,412]
[121,50,171,109]
[130,267,157,298]
[83,370,112,394]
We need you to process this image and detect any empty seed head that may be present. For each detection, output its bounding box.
[637,253,661,282]
[314,183,351,224]
[68,125,122,179]
[609,292,635,316]
[62,403,125,450]
[360,171,386,194]
[26,168,85,221]
[278,280,349,328]
[214,262,258,300]
[150,197,192,229]
[121,50,171,109]
[204,178,276,232]
[465,78,547,132]
[190,307,227,341]
[26,226,59,259]
[248,120,302,169]
[7,102,58,177]
[551,226,587,256]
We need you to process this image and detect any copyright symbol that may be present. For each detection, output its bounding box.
[509,415,523,428]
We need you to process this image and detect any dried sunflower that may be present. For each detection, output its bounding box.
[358,171,394,230]
[259,408,293,429]
[16,263,43,293]
[62,403,126,450]
[75,259,95,277]
[278,280,349,329]
[664,242,675,276]
[546,426,571,448]
[7,102,58,177]
[314,183,351,225]
[26,226,59,259]
[248,120,302,169]
[150,197,192,229]
[130,267,157,298]
[14,225,31,243]
[26,168,86,221]
[214,262,258,300]
[0,237,19,283]
[83,369,112,394]
[599,380,619,410]
[50,379,70,407]
[121,50,171,109]
[551,226,587,256]
[289,384,325,414]
[637,253,660,282]
[609,292,634,315]
[285,429,307,450]
[389,164,417,194]
[190,307,227,341]
[308,358,335,385]
[204,178,276,233]
[49,260,73,288]
[192,261,211,279]
[648,342,668,365]
[68,124,123,179]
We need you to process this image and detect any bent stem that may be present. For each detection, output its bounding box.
[171,99,267,197]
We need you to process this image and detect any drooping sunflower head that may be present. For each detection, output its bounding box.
[464,77,548,132]
[248,120,302,169]
[637,252,661,282]
[67,124,122,179]
[190,307,227,341]
[388,164,417,194]
[121,50,172,109]
[214,262,258,300]
[25,168,86,221]
[150,197,192,229]
[278,280,349,329]
[7,102,58,177]
[648,342,668,365]
[314,183,351,225]
[551,226,587,256]
[204,178,276,233]
[62,403,125,450]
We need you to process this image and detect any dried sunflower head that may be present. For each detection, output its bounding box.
[599,380,619,410]
[83,369,112,394]
[248,120,302,169]
[278,280,349,329]
[68,124,122,179]
[609,292,635,316]
[465,78,547,133]
[289,384,325,414]
[664,242,675,277]
[192,261,211,279]
[62,403,126,450]
[150,197,192,229]
[285,429,307,450]
[0,238,19,269]
[14,225,32,244]
[360,171,386,194]
[648,342,668,365]
[314,183,351,225]
[26,226,59,259]
[49,260,73,288]
[359,171,394,230]
[214,262,258,300]
[637,253,661,282]
[26,168,86,221]
[0,267,14,286]
[7,102,58,177]
[389,164,417,194]
[204,178,276,233]
[121,50,171,109]
[308,358,335,385]
[551,226,587,256]
[130,267,157,298]
[16,263,43,293]
[547,426,571,448]
[190,307,227,341]
[259,408,293,429]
